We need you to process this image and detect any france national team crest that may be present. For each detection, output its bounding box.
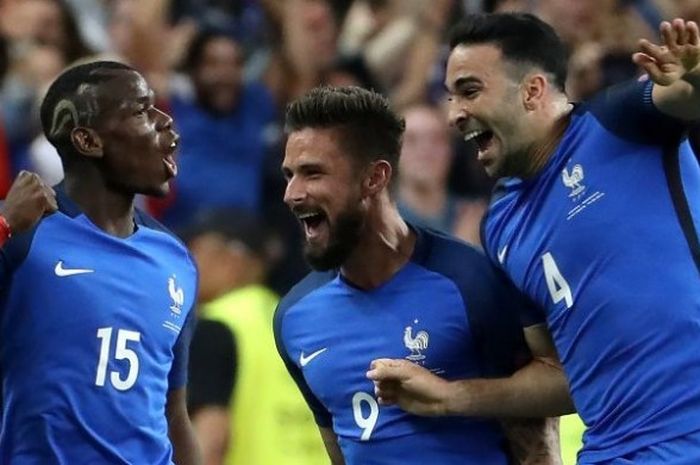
[163,275,184,334]
[561,164,586,198]
[562,163,606,220]
[168,275,184,316]
[404,321,429,361]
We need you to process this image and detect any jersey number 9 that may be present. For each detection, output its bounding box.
[352,391,379,441]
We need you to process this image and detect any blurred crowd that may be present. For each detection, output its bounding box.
[1,0,699,464]
[2,0,699,291]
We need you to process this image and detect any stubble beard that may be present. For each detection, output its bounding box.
[304,205,365,271]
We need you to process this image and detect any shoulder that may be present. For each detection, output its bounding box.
[413,226,503,293]
[276,270,336,316]
[274,271,335,342]
[134,208,197,269]
[416,226,492,275]
[135,207,187,247]
[193,319,235,348]
[576,79,686,145]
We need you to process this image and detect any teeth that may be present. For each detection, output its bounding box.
[298,212,320,220]
[170,142,177,148]
[463,130,485,142]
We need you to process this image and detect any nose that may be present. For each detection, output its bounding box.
[447,100,468,131]
[283,176,306,207]
[154,107,173,131]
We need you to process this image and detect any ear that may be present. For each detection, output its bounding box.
[522,74,547,111]
[70,127,104,158]
[362,160,392,197]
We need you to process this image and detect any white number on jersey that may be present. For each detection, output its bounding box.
[95,327,141,391]
[352,391,379,441]
[542,252,573,309]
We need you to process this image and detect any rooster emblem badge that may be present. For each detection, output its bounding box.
[562,164,586,198]
[168,275,184,315]
[404,325,429,361]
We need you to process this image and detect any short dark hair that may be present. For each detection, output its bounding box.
[449,13,568,91]
[285,86,405,179]
[39,60,135,160]
[183,29,240,73]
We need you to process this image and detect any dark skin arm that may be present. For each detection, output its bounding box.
[167,387,203,465]
[319,426,345,465]
[0,171,57,233]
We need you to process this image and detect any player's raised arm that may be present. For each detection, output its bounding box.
[633,18,700,121]
[0,171,57,241]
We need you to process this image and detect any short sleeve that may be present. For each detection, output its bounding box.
[468,268,542,377]
[0,226,38,292]
[415,229,545,378]
[273,304,332,427]
[187,319,237,414]
[168,307,197,390]
[584,79,686,146]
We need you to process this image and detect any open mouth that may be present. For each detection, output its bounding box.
[297,211,327,241]
[163,140,179,178]
[463,129,495,157]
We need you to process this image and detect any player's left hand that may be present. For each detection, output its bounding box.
[366,358,451,416]
[633,18,700,86]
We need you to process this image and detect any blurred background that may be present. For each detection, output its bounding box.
[1,0,698,464]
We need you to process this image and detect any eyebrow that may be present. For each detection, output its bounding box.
[119,90,154,110]
[445,76,482,92]
[136,90,155,105]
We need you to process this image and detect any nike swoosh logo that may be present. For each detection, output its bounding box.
[498,245,509,264]
[300,348,328,367]
[55,261,95,277]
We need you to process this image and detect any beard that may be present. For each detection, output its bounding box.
[304,204,365,271]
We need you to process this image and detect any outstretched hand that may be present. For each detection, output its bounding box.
[1,171,57,234]
[633,18,700,87]
[366,358,452,416]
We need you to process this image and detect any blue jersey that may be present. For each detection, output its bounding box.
[482,80,700,463]
[274,226,539,465]
[0,187,197,464]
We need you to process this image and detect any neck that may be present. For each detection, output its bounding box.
[64,171,136,238]
[520,100,573,179]
[398,179,447,217]
[340,196,416,290]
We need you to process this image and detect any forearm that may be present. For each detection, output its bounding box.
[170,413,203,465]
[653,75,700,121]
[443,358,574,418]
[319,427,345,465]
[501,417,562,465]
[168,390,203,465]
[192,407,230,465]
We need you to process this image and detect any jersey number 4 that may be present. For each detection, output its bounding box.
[95,327,141,391]
[542,252,573,309]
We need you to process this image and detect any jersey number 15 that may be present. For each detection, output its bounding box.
[95,327,141,391]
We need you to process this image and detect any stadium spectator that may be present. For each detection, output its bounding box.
[157,29,277,229]
[397,103,487,245]
[185,209,327,465]
[263,0,339,107]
